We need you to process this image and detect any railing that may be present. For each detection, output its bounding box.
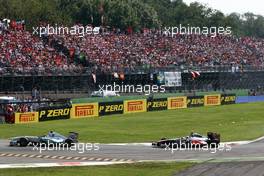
[0,65,264,76]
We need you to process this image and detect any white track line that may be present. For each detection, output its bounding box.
[0,161,133,169]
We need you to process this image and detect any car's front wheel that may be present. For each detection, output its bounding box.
[19,138,29,147]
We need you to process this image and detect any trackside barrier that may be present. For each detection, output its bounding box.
[10,94,237,123]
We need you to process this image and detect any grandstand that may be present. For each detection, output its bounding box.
[0,21,264,98]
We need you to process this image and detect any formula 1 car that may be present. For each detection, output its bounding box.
[9,131,78,147]
[152,132,220,148]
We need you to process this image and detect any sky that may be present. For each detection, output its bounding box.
[183,0,264,16]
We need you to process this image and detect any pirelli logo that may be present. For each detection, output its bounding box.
[71,103,99,118]
[170,98,184,107]
[204,95,221,106]
[207,96,219,104]
[124,100,146,114]
[19,114,35,122]
[168,97,187,109]
[128,101,143,111]
[75,105,94,117]
[15,112,39,124]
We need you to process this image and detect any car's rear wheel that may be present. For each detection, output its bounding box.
[65,139,73,147]
[19,138,29,147]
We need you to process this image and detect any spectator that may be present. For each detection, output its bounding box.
[1,21,264,74]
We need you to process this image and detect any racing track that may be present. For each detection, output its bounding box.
[0,138,264,175]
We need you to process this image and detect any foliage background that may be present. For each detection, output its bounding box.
[0,0,263,37]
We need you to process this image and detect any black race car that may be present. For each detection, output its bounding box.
[152,132,220,148]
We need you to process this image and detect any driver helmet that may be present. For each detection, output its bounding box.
[48,131,54,137]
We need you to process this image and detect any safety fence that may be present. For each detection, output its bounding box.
[13,94,236,124]
[1,71,264,93]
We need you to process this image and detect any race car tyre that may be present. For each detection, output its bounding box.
[19,138,29,147]
[65,139,73,147]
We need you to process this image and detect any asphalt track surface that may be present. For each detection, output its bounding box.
[1,138,264,175]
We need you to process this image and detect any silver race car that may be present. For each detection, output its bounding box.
[9,131,78,147]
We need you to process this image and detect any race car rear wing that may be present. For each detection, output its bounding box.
[207,132,220,142]
[68,132,79,140]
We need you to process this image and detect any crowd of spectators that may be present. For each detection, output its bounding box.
[57,29,264,73]
[0,20,83,75]
[1,20,264,74]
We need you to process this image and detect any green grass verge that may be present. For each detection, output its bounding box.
[72,89,248,103]
[0,162,193,176]
[1,102,264,143]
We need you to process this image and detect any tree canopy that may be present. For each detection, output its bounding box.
[0,0,263,38]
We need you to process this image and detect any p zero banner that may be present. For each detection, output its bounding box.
[147,98,167,111]
[39,106,71,121]
[99,101,124,116]
[204,94,221,106]
[15,112,39,124]
[187,96,204,107]
[168,96,187,109]
[71,103,99,119]
[221,94,236,105]
[124,99,147,114]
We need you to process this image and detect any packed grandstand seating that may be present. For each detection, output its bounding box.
[0,30,83,75]
[56,31,264,72]
[1,20,264,74]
